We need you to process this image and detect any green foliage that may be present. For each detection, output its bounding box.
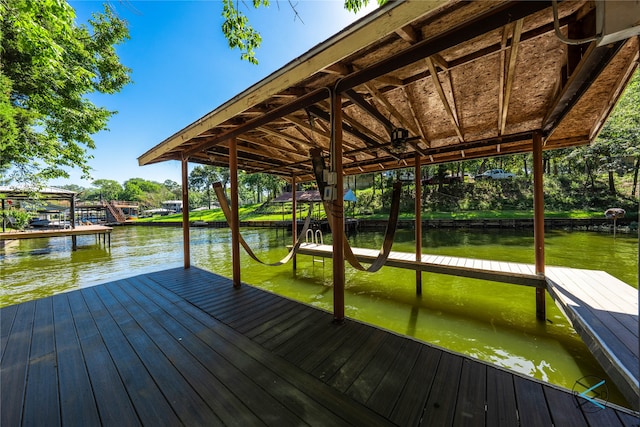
[0,0,131,184]
[90,179,123,201]
[221,0,269,65]
[344,0,388,13]
[1,208,32,230]
[220,0,388,64]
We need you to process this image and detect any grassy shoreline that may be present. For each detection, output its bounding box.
[135,207,636,223]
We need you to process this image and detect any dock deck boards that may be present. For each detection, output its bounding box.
[0,224,112,241]
[546,266,639,406]
[296,243,639,407]
[297,243,544,287]
[2,267,637,426]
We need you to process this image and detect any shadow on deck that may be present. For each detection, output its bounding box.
[1,267,638,426]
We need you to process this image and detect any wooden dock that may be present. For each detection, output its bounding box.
[546,267,639,408]
[1,267,638,426]
[295,243,639,406]
[0,224,112,250]
[296,243,546,287]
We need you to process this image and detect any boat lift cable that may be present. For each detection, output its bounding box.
[212,182,314,266]
[310,149,402,273]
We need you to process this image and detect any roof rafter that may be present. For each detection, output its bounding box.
[425,56,464,142]
[498,19,524,136]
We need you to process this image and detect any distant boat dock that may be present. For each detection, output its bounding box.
[0,225,112,250]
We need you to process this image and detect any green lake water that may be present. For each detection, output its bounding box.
[1,225,637,407]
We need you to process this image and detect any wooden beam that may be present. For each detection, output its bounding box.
[396,24,419,44]
[256,127,310,154]
[344,89,394,134]
[402,86,431,148]
[292,175,297,271]
[229,138,241,288]
[181,155,190,269]
[184,88,330,157]
[284,114,331,140]
[533,132,545,320]
[363,82,420,136]
[336,2,550,93]
[542,39,626,136]
[234,136,307,163]
[499,19,523,136]
[331,89,345,322]
[415,152,422,295]
[426,56,464,142]
[307,105,393,156]
[321,63,351,75]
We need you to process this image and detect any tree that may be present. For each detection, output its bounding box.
[90,179,123,201]
[221,0,386,64]
[189,166,229,208]
[163,180,181,199]
[0,0,131,184]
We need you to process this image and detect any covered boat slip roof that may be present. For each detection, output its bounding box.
[138,0,639,182]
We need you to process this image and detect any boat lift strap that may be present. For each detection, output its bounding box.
[213,182,314,266]
[311,148,402,273]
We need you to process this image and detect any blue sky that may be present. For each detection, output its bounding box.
[51,0,377,188]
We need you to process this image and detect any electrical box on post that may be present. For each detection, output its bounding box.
[323,170,337,185]
[323,186,336,201]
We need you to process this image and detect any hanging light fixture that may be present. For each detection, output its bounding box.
[389,127,409,154]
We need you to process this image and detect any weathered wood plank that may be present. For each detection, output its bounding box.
[345,333,405,403]
[132,279,300,426]
[453,358,486,427]
[96,283,221,426]
[262,308,329,351]
[0,300,36,427]
[366,338,423,418]
[249,303,311,342]
[389,346,442,425]
[114,279,265,426]
[421,352,464,426]
[543,386,589,427]
[486,367,518,426]
[207,287,275,321]
[0,301,36,426]
[81,286,182,425]
[23,298,59,427]
[327,328,389,392]
[137,278,393,426]
[66,291,140,426]
[514,376,553,427]
[311,322,376,381]
[274,309,336,358]
[0,302,18,361]
[294,321,359,371]
[52,294,101,427]
[231,296,299,332]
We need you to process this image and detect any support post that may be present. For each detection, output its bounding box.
[229,137,241,288]
[533,132,546,320]
[181,155,191,269]
[414,152,422,295]
[70,195,76,229]
[331,88,345,322]
[2,199,5,232]
[291,175,297,271]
